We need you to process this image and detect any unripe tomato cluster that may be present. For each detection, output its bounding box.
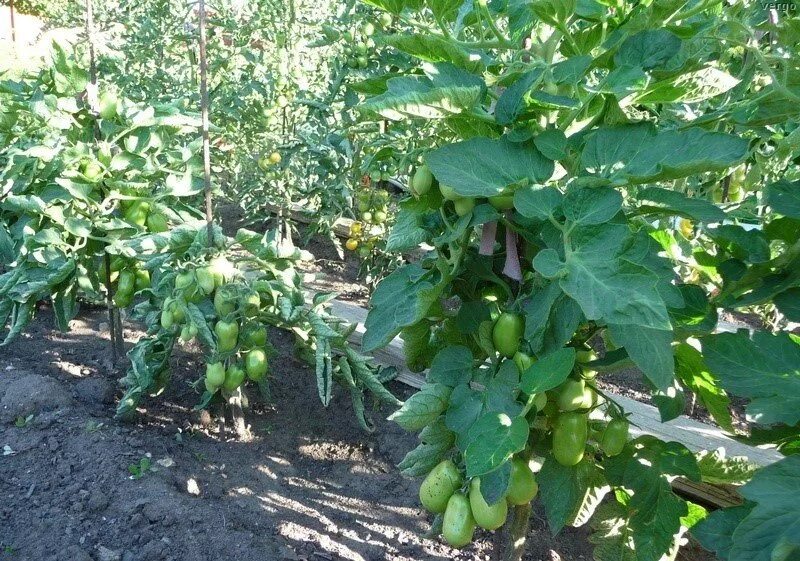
[119,199,170,233]
[158,255,271,396]
[420,457,539,547]
[342,22,376,69]
[409,286,630,547]
[346,186,392,257]
[258,150,282,171]
[103,257,151,309]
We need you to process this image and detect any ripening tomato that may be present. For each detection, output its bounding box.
[454,197,475,216]
[557,379,587,411]
[442,493,475,548]
[245,348,269,381]
[215,320,239,352]
[469,478,507,530]
[349,221,363,235]
[205,362,226,388]
[223,364,246,393]
[492,312,524,358]
[411,165,433,196]
[600,418,629,457]
[419,459,462,514]
[268,151,281,164]
[506,458,538,505]
[552,412,588,466]
[346,238,359,251]
[678,218,693,239]
[361,211,373,223]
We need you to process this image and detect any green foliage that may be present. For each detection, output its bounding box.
[356,0,800,557]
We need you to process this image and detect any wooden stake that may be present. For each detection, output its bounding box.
[198,0,214,246]
[9,0,16,47]
[85,0,124,365]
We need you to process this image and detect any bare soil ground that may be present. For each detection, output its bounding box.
[0,306,603,561]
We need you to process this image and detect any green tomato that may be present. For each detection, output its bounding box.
[419,459,462,514]
[513,351,535,374]
[343,30,353,42]
[179,323,198,342]
[99,90,119,120]
[469,478,507,530]
[134,269,151,291]
[357,56,368,68]
[454,197,475,216]
[113,290,133,308]
[600,419,629,457]
[245,348,269,381]
[214,288,236,317]
[576,349,596,363]
[442,493,475,548]
[241,290,261,317]
[361,211,373,223]
[209,255,235,287]
[215,320,239,352]
[488,194,514,210]
[205,362,226,387]
[123,201,150,227]
[552,412,588,467]
[439,184,460,201]
[170,300,186,323]
[223,364,246,393]
[146,212,169,233]
[160,309,174,330]
[557,379,587,411]
[506,458,538,505]
[81,160,104,182]
[361,22,375,36]
[373,210,388,224]
[534,392,548,411]
[204,378,219,394]
[195,266,216,295]
[492,312,524,358]
[411,165,433,196]
[116,269,136,297]
[175,271,195,291]
[245,326,268,347]
[379,12,392,27]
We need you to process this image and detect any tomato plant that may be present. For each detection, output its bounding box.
[357,0,800,558]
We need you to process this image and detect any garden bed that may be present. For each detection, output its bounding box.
[0,306,717,561]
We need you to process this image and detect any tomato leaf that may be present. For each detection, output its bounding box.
[480,461,512,506]
[539,455,609,534]
[519,347,575,395]
[426,136,554,198]
[701,331,800,426]
[397,418,455,477]
[514,185,563,220]
[563,185,623,225]
[464,412,528,477]
[363,264,443,351]
[635,186,726,222]
[765,179,800,218]
[388,383,452,431]
[698,456,800,561]
[608,324,674,391]
[580,124,748,185]
[674,342,734,433]
[427,345,473,387]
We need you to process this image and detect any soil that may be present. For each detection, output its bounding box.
[0,305,717,561]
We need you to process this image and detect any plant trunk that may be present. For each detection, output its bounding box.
[492,503,532,561]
